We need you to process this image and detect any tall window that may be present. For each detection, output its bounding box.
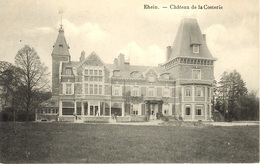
[133,104,139,115]
[85,84,88,94]
[163,87,170,97]
[84,68,103,82]
[66,84,72,94]
[84,67,104,95]
[185,106,191,115]
[132,86,139,96]
[113,85,121,96]
[89,84,93,94]
[196,87,204,97]
[192,69,201,80]
[148,87,155,97]
[85,84,102,95]
[196,105,204,115]
[185,88,191,97]
[94,84,98,95]
[99,85,103,95]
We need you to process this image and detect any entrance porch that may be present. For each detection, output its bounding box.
[145,100,163,121]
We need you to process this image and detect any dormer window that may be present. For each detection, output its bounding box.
[148,74,155,83]
[161,73,170,80]
[65,68,71,75]
[131,71,139,78]
[193,45,200,54]
[113,70,120,77]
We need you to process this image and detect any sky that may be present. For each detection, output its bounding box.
[0,0,259,91]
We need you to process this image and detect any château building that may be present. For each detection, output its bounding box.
[36,18,216,122]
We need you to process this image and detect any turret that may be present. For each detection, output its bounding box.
[51,26,71,96]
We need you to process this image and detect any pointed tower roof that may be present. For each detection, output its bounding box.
[169,18,213,60]
[52,26,70,56]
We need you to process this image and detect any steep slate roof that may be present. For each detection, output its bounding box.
[61,58,169,79]
[105,63,169,79]
[58,18,213,80]
[169,18,213,60]
[52,27,70,56]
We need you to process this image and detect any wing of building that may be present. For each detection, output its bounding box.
[36,18,216,123]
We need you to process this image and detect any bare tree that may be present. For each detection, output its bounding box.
[14,45,50,121]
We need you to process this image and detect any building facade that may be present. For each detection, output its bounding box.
[37,18,216,122]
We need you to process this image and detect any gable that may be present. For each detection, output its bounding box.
[143,68,159,77]
[83,52,104,67]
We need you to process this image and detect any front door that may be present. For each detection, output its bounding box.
[150,104,158,120]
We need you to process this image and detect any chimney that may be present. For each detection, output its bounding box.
[166,46,172,61]
[114,58,118,66]
[202,34,206,42]
[118,53,125,70]
[80,51,85,61]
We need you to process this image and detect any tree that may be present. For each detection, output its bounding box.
[14,45,50,121]
[0,61,22,121]
[217,70,248,121]
[238,90,259,120]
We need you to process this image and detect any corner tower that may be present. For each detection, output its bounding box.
[51,26,71,96]
[164,18,216,121]
[164,18,216,80]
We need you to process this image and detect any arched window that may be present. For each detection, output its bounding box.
[185,88,191,97]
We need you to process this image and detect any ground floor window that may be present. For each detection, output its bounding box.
[89,105,99,116]
[111,102,122,116]
[132,104,139,115]
[84,102,88,115]
[76,102,81,115]
[196,108,202,115]
[185,105,191,115]
[163,104,169,115]
[62,102,74,115]
[100,102,110,116]
[39,108,58,114]
[196,105,204,116]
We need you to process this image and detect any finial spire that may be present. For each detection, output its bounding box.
[59,9,64,29]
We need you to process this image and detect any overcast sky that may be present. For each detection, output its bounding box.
[0,0,259,91]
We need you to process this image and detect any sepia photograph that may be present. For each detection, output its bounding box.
[0,0,259,163]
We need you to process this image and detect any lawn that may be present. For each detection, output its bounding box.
[0,122,259,163]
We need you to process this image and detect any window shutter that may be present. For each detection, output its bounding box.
[120,86,122,96]
[62,83,66,94]
[112,86,115,95]
[71,83,74,94]
[141,104,145,115]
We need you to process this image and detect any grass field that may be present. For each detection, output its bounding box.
[0,122,259,163]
